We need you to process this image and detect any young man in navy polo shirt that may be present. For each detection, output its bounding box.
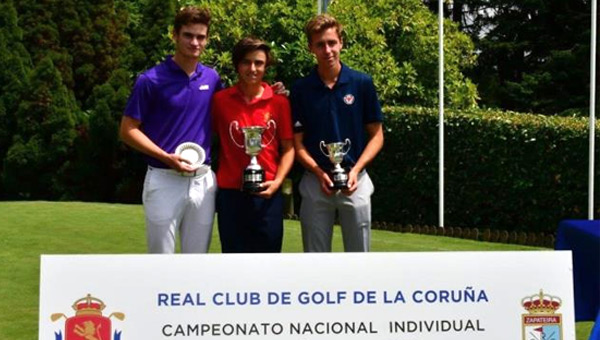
[120,7,221,253]
[291,14,384,252]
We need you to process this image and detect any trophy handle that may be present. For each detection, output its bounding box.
[342,138,352,155]
[261,119,277,147]
[228,121,245,148]
[319,141,330,157]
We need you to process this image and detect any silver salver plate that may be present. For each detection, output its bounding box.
[175,142,206,167]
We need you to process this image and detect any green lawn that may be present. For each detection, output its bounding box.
[0,201,594,339]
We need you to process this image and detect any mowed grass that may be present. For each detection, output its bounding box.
[0,201,593,339]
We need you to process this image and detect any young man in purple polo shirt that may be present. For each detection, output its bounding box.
[120,7,221,253]
[291,14,384,252]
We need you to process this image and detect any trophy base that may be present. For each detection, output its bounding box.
[243,169,265,193]
[243,181,265,193]
[332,180,349,190]
[331,171,349,190]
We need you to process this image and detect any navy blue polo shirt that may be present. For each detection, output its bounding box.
[124,56,222,168]
[290,63,383,170]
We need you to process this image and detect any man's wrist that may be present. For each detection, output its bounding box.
[156,149,172,162]
[271,177,283,188]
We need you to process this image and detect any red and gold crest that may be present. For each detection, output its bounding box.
[521,290,562,340]
[51,294,124,340]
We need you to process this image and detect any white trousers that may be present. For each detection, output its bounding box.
[142,166,217,253]
[299,171,374,252]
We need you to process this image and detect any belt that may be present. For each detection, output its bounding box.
[148,165,211,177]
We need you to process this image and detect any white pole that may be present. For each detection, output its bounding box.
[589,0,597,220]
[438,0,445,227]
[317,0,322,14]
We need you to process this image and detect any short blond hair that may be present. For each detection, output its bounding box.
[304,14,343,44]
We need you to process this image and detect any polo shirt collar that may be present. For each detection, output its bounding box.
[308,62,350,88]
[233,82,273,104]
[165,55,204,79]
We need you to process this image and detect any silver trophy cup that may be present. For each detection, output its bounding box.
[320,138,351,189]
[229,120,276,192]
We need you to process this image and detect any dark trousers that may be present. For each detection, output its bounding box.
[216,189,283,253]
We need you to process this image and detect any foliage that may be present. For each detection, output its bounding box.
[195,0,477,108]
[51,0,129,103]
[14,0,129,104]
[330,0,478,107]
[0,0,32,198]
[370,106,599,232]
[195,0,315,88]
[2,56,82,199]
[124,0,177,74]
[430,0,595,116]
[61,69,146,202]
[15,0,75,89]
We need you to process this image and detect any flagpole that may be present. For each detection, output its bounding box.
[589,0,597,220]
[438,0,445,227]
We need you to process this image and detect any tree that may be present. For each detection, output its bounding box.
[61,69,145,202]
[51,0,129,104]
[428,0,594,115]
[2,55,82,199]
[0,0,33,198]
[197,0,478,108]
[125,0,177,73]
[15,0,74,89]
[196,0,315,87]
[331,0,478,107]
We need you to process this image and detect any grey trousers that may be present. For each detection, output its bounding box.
[298,171,374,252]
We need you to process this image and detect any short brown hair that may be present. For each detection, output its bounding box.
[304,14,343,44]
[232,37,274,70]
[174,6,211,34]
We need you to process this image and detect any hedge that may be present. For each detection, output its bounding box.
[369,106,599,233]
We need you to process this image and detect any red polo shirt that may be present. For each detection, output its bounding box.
[212,83,293,189]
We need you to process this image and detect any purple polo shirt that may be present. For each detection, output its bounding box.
[124,56,222,168]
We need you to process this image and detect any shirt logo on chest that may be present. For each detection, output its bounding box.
[199,84,210,91]
[343,94,355,105]
[263,111,272,124]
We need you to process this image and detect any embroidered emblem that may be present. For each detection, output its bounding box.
[199,84,210,91]
[343,94,355,105]
[263,112,272,123]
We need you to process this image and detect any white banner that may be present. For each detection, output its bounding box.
[39,251,575,340]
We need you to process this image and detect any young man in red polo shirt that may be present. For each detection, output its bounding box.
[211,37,294,253]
